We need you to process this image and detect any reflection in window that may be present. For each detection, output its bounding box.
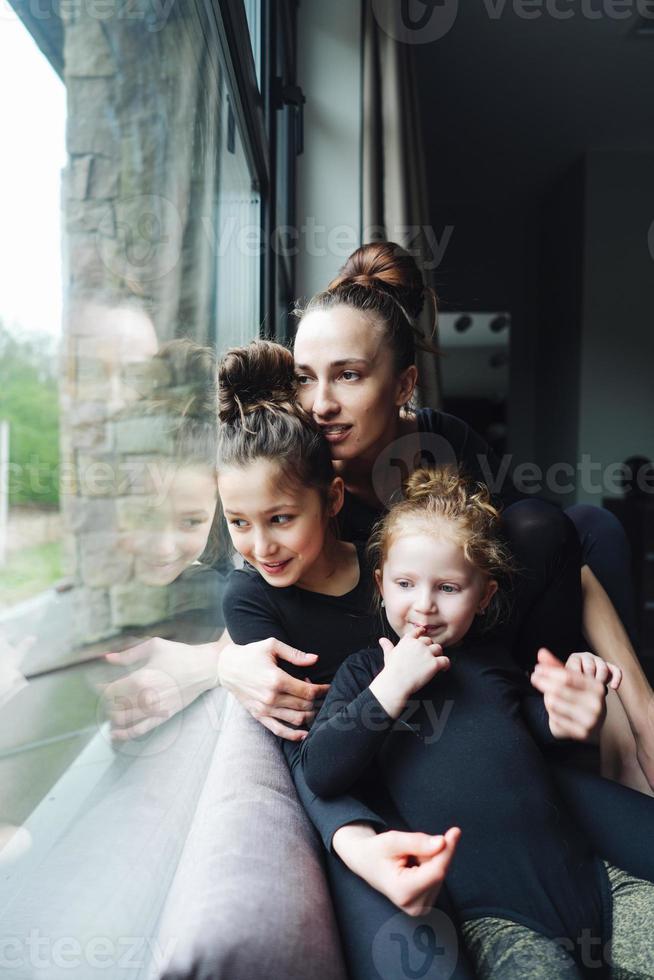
[58,3,260,657]
[1,1,296,967]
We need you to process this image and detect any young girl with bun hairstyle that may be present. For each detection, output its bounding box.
[299,468,654,980]
[216,340,477,979]
[292,241,654,794]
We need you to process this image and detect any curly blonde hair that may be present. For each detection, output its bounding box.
[367,467,515,631]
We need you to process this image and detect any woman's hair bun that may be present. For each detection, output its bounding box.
[218,340,297,425]
[329,241,426,320]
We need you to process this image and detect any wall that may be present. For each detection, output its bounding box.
[296,0,362,300]
[533,161,585,507]
[534,150,654,506]
[577,150,654,505]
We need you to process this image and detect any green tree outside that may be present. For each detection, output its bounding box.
[0,321,60,506]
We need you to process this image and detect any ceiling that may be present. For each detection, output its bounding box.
[416,3,654,207]
[414,2,654,309]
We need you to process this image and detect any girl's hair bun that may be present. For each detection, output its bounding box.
[329,241,426,320]
[218,340,297,425]
[404,466,463,503]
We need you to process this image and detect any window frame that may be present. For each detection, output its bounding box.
[204,0,300,340]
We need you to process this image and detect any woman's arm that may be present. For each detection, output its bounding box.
[580,565,654,790]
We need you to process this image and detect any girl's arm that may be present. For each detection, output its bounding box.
[301,631,450,798]
[300,659,395,798]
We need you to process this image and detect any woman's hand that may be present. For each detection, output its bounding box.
[332,823,461,917]
[530,647,608,742]
[218,637,330,740]
[371,628,450,718]
[566,651,622,690]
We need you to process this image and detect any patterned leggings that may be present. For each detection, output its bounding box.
[461,864,654,979]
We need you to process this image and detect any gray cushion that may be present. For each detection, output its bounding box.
[156,696,347,980]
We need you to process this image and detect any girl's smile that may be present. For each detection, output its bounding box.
[377,532,497,648]
[218,458,348,592]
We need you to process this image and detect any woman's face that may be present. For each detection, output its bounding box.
[120,463,218,586]
[218,458,336,588]
[293,306,416,463]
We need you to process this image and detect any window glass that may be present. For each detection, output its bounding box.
[0,1,268,938]
[0,1,302,948]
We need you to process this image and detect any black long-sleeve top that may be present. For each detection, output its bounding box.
[337,408,521,542]
[222,544,393,847]
[300,639,611,950]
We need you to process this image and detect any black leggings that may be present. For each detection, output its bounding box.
[326,846,476,980]
[499,499,583,668]
[499,500,637,669]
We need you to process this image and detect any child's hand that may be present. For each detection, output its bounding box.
[371,628,450,719]
[565,651,622,691]
[381,628,450,696]
[333,823,461,917]
[530,647,608,742]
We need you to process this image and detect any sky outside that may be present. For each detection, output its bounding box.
[0,0,66,338]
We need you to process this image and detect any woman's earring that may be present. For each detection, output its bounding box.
[477,607,486,616]
[381,599,385,608]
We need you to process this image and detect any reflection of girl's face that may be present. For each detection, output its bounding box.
[218,458,331,589]
[74,305,159,417]
[294,306,412,465]
[120,465,217,586]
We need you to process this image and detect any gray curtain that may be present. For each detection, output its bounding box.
[362,1,442,408]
